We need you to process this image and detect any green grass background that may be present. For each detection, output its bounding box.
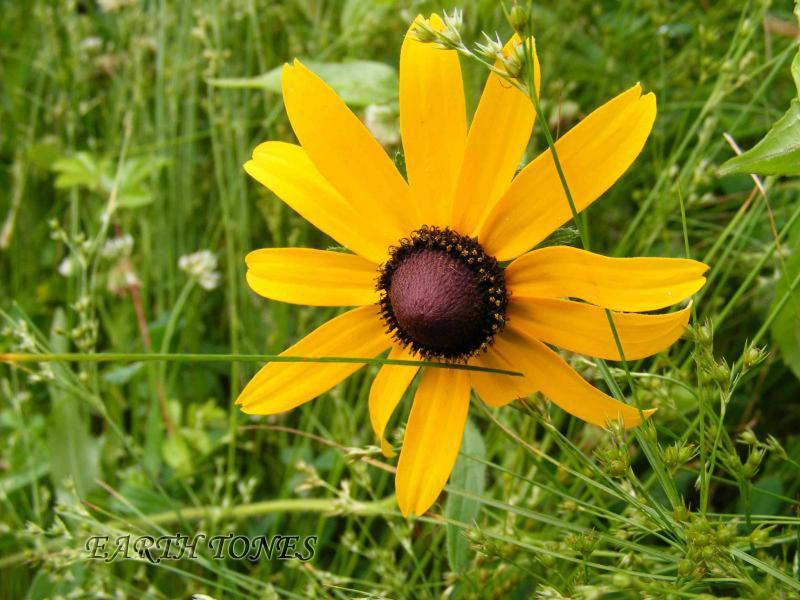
[2,0,800,597]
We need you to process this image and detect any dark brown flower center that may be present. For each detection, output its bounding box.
[377,226,508,361]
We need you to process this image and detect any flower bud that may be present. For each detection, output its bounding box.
[677,559,694,577]
[709,359,730,385]
[508,5,529,35]
[736,428,758,446]
[612,573,633,589]
[475,33,504,62]
[687,322,713,345]
[742,448,765,478]
[766,435,787,460]
[500,42,527,79]
[742,343,767,370]
[663,441,697,472]
[715,521,738,546]
[438,9,463,48]
[410,21,438,44]
[673,504,691,523]
[749,527,770,546]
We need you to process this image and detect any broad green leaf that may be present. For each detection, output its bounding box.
[52,152,166,208]
[115,185,154,208]
[47,308,99,498]
[0,459,48,494]
[101,361,144,385]
[718,99,800,176]
[445,417,486,574]
[737,476,784,516]
[719,38,800,176]
[52,152,103,189]
[770,220,800,380]
[27,135,63,171]
[208,60,398,107]
[162,430,194,476]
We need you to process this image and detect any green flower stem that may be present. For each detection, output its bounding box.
[519,6,681,516]
[0,352,523,377]
[0,497,397,571]
[158,279,195,359]
[443,7,681,522]
[138,496,396,527]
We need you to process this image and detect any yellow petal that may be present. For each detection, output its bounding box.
[481,85,656,260]
[395,367,470,516]
[502,327,654,428]
[281,61,415,242]
[506,246,708,312]
[400,14,467,227]
[508,298,691,361]
[368,345,420,457]
[245,248,379,307]
[450,35,540,236]
[237,306,390,414]
[244,142,389,263]
[469,337,537,407]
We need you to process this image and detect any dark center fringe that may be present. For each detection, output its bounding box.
[376,225,509,362]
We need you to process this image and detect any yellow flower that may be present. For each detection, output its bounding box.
[238,15,708,517]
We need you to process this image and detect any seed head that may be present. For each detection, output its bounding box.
[508,5,530,35]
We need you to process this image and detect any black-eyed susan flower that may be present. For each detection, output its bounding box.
[238,15,708,517]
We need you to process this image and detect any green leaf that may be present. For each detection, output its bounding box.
[115,185,154,208]
[47,308,99,498]
[101,361,144,385]
[51,151,167,209]
[27,135,63,171]
[162,431,194,476]
[445,417,486,574]
[719,50,800,176]
[737,476,784,516]
[719,99,800,176]
[770,220,800,380]
[208,60,398,107]
[52,152,103,190]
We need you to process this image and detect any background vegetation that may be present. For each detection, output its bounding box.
[2,0,800,597]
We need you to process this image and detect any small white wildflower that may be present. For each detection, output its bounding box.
[14,320,37,353]
[58,256,76,278]
[178,250,221,290]
[475,32,504,62]
[101,234,134,260]
[410,19,438,43]
[97,0,136,12]
[29,364,56,383]
[548,100,580,130]
[439,9,464,48]
[442,9,463,35]
[106,261,140,295]
[79,36,103,52]
[364,104,399,146]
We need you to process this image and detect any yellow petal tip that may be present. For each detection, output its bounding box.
[380,439,396,459]
[641,91,658,109]
[238,401,270,415]
[396,497,410,518]
[242,159,256,176]
[624,407,657,429]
